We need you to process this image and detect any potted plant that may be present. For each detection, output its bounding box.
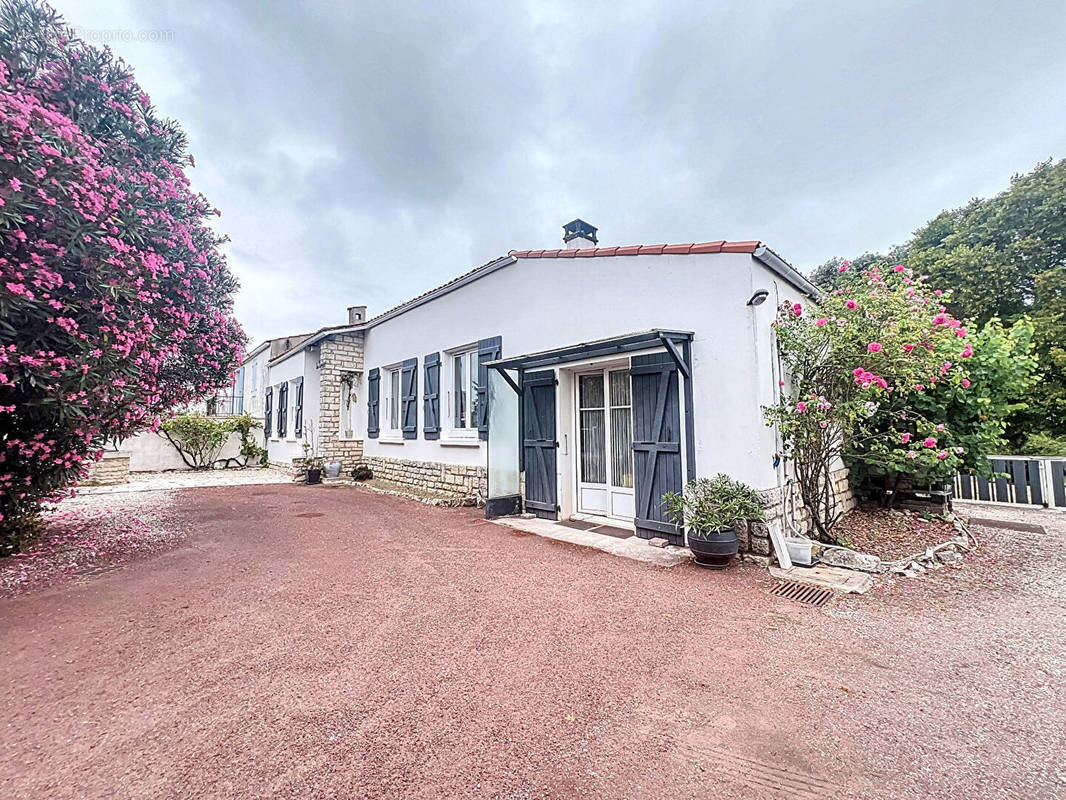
[299,423,324,485]
[662,474,765,569]
[304,455,324,485]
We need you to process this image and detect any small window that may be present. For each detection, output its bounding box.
[383,367,402,434]
[451,350,479,432]
[340,372,357,440]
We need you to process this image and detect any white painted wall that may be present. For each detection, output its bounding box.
[120,429,244,472]
[357,252,798,492]
[241,348,271,418]
[264,346,321,466]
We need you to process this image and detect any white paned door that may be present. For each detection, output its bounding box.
[576,369,635,520]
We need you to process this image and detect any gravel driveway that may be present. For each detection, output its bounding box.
[2,486,1064,799]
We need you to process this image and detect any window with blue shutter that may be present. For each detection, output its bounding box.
[401,358,418,439]
[294,377,304,437]
[476,336,502,441]
[264,386,273,437]
[423,352,440,440]
[367,368,380,438]
[277,383,288,437]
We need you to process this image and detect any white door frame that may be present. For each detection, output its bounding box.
[572,364,635,522]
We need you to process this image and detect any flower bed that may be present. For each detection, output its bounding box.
[833,508,959,561]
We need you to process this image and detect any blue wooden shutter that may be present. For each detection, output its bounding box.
[294,377,304,437]
[631,353,683,545]
[423,352,441,440]
[401,358,418,439]
[367,368,380,438]
[476,336,502,441]
[523,370,558,519]
[264,386,273,437]
[277,383,288,437]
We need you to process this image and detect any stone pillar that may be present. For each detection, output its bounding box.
[317,331,365,471]
[83,451,131,485]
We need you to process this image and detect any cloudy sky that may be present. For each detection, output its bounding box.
[53,0,1066,345]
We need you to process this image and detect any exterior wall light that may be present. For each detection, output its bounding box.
[747,289,770,306]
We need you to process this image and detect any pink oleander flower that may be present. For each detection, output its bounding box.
[837,260,850,273]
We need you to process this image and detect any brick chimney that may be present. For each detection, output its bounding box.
[347,305,367,325]
[563,219,598,249]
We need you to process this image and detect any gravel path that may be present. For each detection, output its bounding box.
[1,485,1064,799]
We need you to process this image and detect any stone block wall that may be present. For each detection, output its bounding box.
[752,466,857,556]
[361,455,487,500]
[318,332,365,471]
[83,451,131,485]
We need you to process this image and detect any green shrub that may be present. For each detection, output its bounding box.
[1020,433,1066,457]
[662,475,765,538]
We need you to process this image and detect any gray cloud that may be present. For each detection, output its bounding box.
[55,0,1066,343]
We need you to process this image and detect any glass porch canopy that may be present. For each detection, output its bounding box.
[483,329,695,519]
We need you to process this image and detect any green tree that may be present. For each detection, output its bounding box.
[810,158,1066,440]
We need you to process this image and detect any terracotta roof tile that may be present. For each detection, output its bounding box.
[510,240,762,259]
[689,240,726,254]
[720,240,761,253]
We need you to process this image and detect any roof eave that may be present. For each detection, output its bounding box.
[753,245,820,299]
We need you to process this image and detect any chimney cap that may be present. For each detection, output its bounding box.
[347,305,367,325]
[562,219,598,245]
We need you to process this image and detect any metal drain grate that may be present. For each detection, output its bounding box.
[769,580,834,607]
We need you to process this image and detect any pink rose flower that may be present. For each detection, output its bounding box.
[867,342,882,354]
[962,378,971,388]
[796,402,807,413]
[936,450,949,460]
[900,433,912,444]
[816,317,828,327]
[845,299,857,310]
[923,437,937,448]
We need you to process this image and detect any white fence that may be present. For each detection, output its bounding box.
[954,456,1066,508]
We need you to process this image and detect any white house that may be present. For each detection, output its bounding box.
[244,220,843,548]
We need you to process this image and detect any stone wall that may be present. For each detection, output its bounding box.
[83,451,131,486]
[361,455,487,500]
[747,467,857,556]
[318,332,365,470]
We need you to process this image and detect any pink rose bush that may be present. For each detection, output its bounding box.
[0,6,245,551]
[766,262,976,541]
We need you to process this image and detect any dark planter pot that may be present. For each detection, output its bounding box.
[688,526,739,569]
[306,469,322,485]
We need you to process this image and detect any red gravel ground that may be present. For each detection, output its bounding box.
[1,485,1064,800]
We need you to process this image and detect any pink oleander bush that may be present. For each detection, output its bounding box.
[765,260,973,542]
[0,1,245,552]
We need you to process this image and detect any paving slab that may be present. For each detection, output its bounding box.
[769,563,876,594]
[493,516,692,567]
